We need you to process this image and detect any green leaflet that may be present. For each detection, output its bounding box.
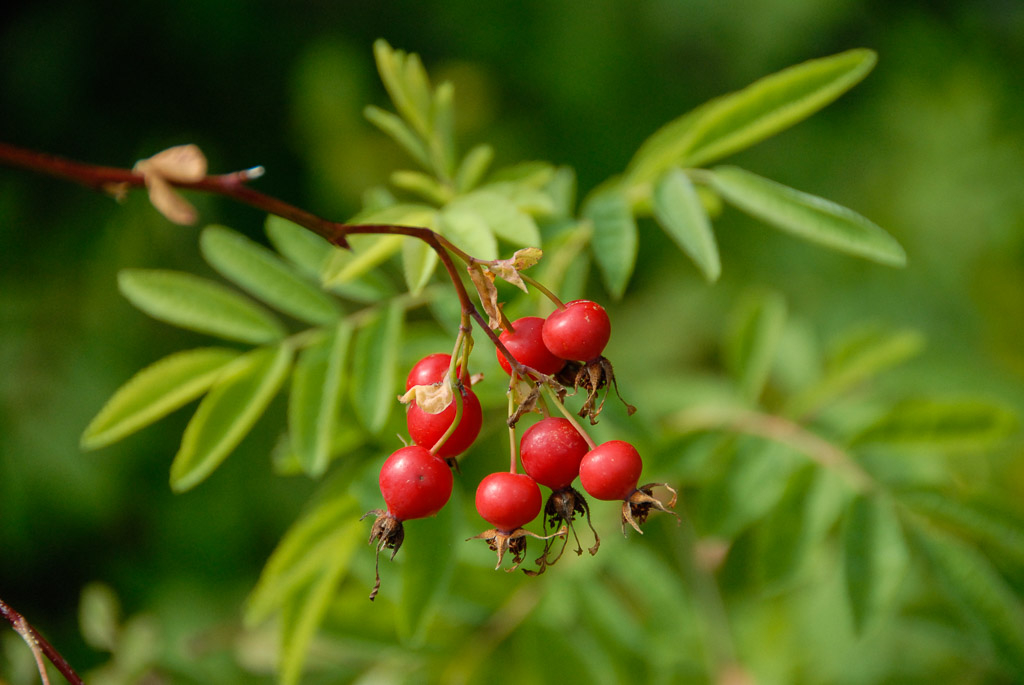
[449,190,542,248]
[454,143,494,193]
[583,184,638,298]
[118,269,286,344]
[851,398,1018,453]
[652,167,720,281]
[709,166,906,267]
[364,105,430,169]
[911,522,1024,675]
[397,487,459,647]
[81,347,241,450]
[626,49,877,183]
[900,491,1024,567]
[439,204,498,260]
[842,493,909,634]
[170,344,293,492]
[200,225,340,326]
[402,238,439,296]
[265,215,334,278]
[351,301,404,434]
[289,321,354,478]
[391,169,450,205]
[784,327,925,418]
[78,582,121,652]
[722,289,787,403]
[374,40,432,140]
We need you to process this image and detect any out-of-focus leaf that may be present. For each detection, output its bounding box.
[486,161,555,186]
[842,493,909,633]
[118,269,286,343]
[265,215,334,278]
[391,170,450,205]
[652,167,720,281]
[79,582,121,652]
[364,105,429,169]
[321,235,404,287]
[449,191,541,248]
[911,522,1024,675]
[430,80,456,177]
[200,225,340,326]
[757,466,847,592]
[351,302,404,434]
[454,144,494,193]
[402,237,440,295]
[546,166,577,219]
[583,184,637,298]
[439,204,498,260]
[785,327,925,418]
[626,49,877,183]
[170,344,293,492]
[373,40,431,138]
[900,491,1024,567]
[81,347,240,450]
[709,166,906,267]
[722,289,787,402]
[278,519,363,685]
[397,487,459,647]
[851,399,1018,453]
[289,322,354,478]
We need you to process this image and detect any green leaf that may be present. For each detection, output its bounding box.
[118,269,286,343]
[402,236,439,295]
[439,204,498,260]
[265,215,334,278]
[321,234,404,287]
[170,344,293,492]
[78,582,121,652]
[430,80,456,178]
[852,399,1018,453]
[652,167,720,281]
[583,184,638,298]
[364,104,430,169]
[449,190,541,248]
[351,302,404,434]
[785,326,925,418]
[454,144,494,193]
[842,493,909,633]
[626,48,877,182]
[81,347,241,450]
[545,166,577,219]
[709,166,906,267]
[391,169,451,205]
[722,289,787,402]
[911,522,1024,674]
[900,491,1024,567]
[397,486,459,646]
[289,322,354,478]
[200,225,340,326]
[245,493,359,626]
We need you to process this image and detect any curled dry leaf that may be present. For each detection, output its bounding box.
[133,144,209,225]
[468,263,503,329]
[398,381,454,415]
[482,247,544,293]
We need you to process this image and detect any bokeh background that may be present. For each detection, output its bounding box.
[2,1,1024,683]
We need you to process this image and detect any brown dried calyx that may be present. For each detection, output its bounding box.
[557,357,636,424]
[620,483,680,535]
[528,486,600,576]
[360,510,405,601]
[468,525,567,573]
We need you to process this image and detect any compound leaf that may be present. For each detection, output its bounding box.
[170,344,293,492]
[81,347,241,450]
[265,215,335,278]
[710,166,906,267]
[450,191,541,248]
[652,167,719,281]
[842,493,909,633]
[289,321,354,478]
[439,204,498,260]
[627,49,876,183]
[722,289,787,403]
[852,399,1018,453]
[118,269,286,344]
[351,301,404,434]
[584,184,637,298]
[200,225,340,326]
[911,522,1024,675]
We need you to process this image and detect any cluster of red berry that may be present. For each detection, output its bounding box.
[363,300,676,600]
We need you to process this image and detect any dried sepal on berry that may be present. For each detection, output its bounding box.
[530,486,601,575]
[559,357,636,424]
[620,483,680,535]
[360,509,405,601]
[468,525,567,572]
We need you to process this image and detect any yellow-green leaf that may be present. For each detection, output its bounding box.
[584,184,637,298]
[842,494,909,633]
[351,302,404,434]
[653,167,719,281]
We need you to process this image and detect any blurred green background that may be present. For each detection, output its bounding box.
[2,1,1024,683]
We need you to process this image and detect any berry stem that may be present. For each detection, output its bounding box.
[520,272,565,310]
[542,385,597,450]
[430,328,468,456]
[508,380,520,474]
[1,596,85,685]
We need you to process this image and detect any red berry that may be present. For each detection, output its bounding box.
[406,386,483,458]
[378,445,453,521]
[519,417,590,490]
[542,300,611,362]
[578,440,643,501]
[496,317,566,376]
[405,353,468,389]
[475,472,542,532]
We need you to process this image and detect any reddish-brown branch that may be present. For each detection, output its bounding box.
[0,596,85,685]
[0,141,535,376]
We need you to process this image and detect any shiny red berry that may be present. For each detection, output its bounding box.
[519,417,590,490]
[542,300,611,362]
[475,472,542,532]
[496,316,566,376]
[378,445,453,521]
[578,440,642,501]
[405,353,468,389]
[406,386,482,458]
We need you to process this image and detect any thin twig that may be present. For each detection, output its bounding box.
[0,597,84,685]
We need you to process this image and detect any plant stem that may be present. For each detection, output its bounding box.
[520,272,565,310]
[0,596,84,685]
[542,385,597,450]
